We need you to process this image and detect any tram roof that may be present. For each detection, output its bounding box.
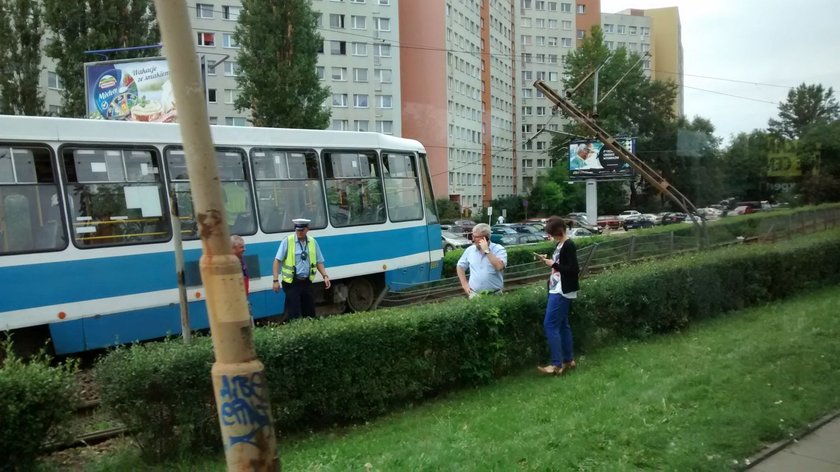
[0,115,426,153]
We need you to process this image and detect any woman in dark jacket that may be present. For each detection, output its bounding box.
[535,216,580,375]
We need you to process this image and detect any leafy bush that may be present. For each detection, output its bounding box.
[95,338,217,462]
[0,340,77,471]
[94,229,840,461]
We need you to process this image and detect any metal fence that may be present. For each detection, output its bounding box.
[378,206,840,307]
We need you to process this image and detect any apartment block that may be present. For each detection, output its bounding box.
[516,0,578,192]
[401,0,516,211]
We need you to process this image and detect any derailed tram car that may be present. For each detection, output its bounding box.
[0,116,442,354]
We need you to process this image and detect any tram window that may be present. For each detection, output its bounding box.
[251,149,327,232]
[322,151,386,227]
[418,153,439,224]
[382,152,422,222]
[0,146,68,254]
[165,147,256,239]
[62,147,169,248]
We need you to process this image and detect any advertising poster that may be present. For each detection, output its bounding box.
[84,57,176,123]
[568,137,635,181]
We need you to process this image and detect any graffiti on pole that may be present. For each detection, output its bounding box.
[218,372,273,449]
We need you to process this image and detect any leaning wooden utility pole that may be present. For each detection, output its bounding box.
[153,2,278,470]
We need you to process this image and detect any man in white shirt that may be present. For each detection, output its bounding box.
[456,223,508,298]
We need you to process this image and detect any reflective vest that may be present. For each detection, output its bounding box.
[281,234,317,283]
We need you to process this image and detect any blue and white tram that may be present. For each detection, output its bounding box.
[0,116,442,354]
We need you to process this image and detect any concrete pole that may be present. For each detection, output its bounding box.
[170,195,190,344]
[153,2,278,470]
[586,68,600,226]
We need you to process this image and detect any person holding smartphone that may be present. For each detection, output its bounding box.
[456,223,507,298]
[534,216,580,375]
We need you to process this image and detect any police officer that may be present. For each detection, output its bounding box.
[272,218,330,318]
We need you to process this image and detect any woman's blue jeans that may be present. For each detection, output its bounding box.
[544,293,574,366]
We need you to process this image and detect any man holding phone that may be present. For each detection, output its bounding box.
[456,223,508,298]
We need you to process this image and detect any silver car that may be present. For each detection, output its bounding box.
[442,230,471,253]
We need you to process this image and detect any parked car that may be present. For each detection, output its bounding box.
[564,217,603,234]
[489,225,518,244]
[441,230,471,253]
[597,215,621,229]
[567,227,596,239]
[623,215,654,230]
[729,205,757,216]
[661,212,688,225]
[642,213,662,225]
[618,210,642,222]
[494,233,544,246]
[508,223,550,240]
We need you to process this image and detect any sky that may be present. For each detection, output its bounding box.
[601,0,840,144]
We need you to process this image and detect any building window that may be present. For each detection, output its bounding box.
[603,24,614,33]
[523,159,533,168]
[375,17,391,31]
[316,66,325,80]
[331,119,349,131]
[522,70,533,81]
[351,15,366,29]
[549,71,558,81]
[548,36,558,46]
[224,62,240,76]
[354,94,369,108]
[537,158,546,167]
[197,32,215,47]
[617,25,626,34]
[378,0,390,4]
[376,120,393,134]
[223,5,241,20]
[562,20,572,30]
[352,42,367,56]
[577,30,585,39]
[548,1,557,10]
[48,104,61,115]
[223,33,239,48]
[375,68,392,83]
[208,88,217,103]
[629,26,638,35]
[536,36,545,46]
[206,59,217,75]
[47,71,62,89]
[224,89,237,104]
[521,17,532,27]
[641,26,650,36]
[348,68,365,83]
[376,95,392,108]
[329,14,345,28]
[331,67,347,81]
[561,38,572,47]
[195,3,213,18]
[536,18,545,28]
[332,94,348,107]
[225,117,247,126]
[548,19,558,28]
[576,4,585,13]
[521,35,532,46]
[560,2,571,12]
[209,116,218,125]
[355,120,369,131]
[331,41,347,55]
[535,0,545,10]
[373,44,391,57]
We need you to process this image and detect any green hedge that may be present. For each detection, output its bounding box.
[0,342,77,471]
[95,230,840,462]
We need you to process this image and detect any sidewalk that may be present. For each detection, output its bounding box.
[748,413,840,471]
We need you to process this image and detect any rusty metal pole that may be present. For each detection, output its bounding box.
[153,1,278,469]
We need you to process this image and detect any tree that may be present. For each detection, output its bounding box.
[768,83,840,140]
[563,26,677,139]
[43,0,159,117]
[721,130,772,201]
[0,0,45,115]
[435,198,461,222]
[797,120,840,204]
[234,0,330,129]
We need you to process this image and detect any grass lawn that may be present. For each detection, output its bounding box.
[81,284,840,471]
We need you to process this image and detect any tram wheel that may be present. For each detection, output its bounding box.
[346,277,376,312]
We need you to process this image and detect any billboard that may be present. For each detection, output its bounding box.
[568,138,635,181]
[84,57,176,123]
